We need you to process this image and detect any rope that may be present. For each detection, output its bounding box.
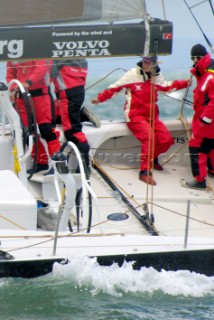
[151,201,214,228]
[146,64,157,213]
[6,219,111,253]
[0,214,26,230]
[177,74,193,140]
[85,68,127,91]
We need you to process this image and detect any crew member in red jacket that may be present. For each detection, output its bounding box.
[183,44,214,190]
[92,56,191,185]
[6,60,61,173]
[52,59,90,172]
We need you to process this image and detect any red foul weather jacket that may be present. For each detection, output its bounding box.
[6,60,52,93]
[97,65,188,122]
[96,65,188,172]
[52,59,88,97]
[190,53,214,144]
[6,60,60,162]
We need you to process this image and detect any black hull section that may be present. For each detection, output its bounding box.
[0,258,65,278]
[97,249,214,277]
[0,249,213,278]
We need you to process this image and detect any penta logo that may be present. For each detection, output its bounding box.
[52,40,111,58]
[0,40,24,58]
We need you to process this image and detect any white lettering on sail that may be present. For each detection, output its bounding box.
[0,40,23,58]
[52,40,111,57]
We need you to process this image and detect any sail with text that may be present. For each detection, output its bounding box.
[0,0,173,61]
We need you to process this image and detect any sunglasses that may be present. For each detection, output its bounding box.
[142,58,157,66]
[191,56,203,61]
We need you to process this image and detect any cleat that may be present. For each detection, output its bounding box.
[81,106,101,128]
[139,170,156,185]
[27,164,49,174]
[182,179,206,190]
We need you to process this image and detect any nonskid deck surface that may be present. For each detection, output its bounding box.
[92,161,214,239]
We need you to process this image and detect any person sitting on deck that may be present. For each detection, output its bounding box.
[91,56,192,185]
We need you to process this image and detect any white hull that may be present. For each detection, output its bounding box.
[0,93,214,277]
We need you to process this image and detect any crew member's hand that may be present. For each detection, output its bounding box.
[91,97,100,105]
[10,90,17,103]
[186,78,192,86]
[22,82,30,90]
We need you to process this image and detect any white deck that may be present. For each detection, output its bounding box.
[92,161,214,239]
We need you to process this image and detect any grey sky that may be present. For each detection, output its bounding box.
[146,0,213,40]
[153,0,213,68]
[88,0,213,77]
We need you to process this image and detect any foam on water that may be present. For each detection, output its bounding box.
[50,256,214,298]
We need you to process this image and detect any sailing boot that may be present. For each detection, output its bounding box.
[28,139,49,174]
[182,179,207,190]
[139,170,156,185]
[154,158,163,171]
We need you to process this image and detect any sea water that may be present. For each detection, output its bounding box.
[0,257,213,320]
[0,56,194,122]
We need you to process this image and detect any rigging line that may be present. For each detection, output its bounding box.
[189,0,211,9]
[178,74,193,140]
[150,66,157,214]
[183,0,213,51]
[146,73,154,204]
[161,0,167,20]
[160,92,193,106]
[0,214,26,230]
[151,202,214,227]
[85,68,127,91]
[208,0,214,14]
[6,219,111,253]
[146,62,157,211]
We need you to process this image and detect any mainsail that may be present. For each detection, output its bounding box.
[0,0,147,25]
[0,0,173,61]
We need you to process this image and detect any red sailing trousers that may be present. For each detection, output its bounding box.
[15,95,60,164]
[127,116,174,171]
